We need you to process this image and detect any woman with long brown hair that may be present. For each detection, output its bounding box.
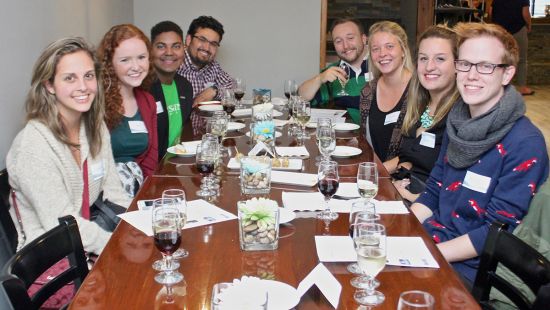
[97,24,158,196]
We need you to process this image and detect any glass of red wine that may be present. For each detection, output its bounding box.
[221,88,236,115]
[152,200,184,285]
[284,79,297,100]
[316,160,339,227]
[234,77,246,109]
[195,142,217,197]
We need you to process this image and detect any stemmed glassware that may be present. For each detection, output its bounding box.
[294,99,311,143]
[351,223,387,306]
[317,123,336,163]
[208,111,229,155]
[284,79,298,100]
[357,162,379,202]
[398,290,435,310]
[152,200,184,285]
[348,202,379,274]
[221,88,236,115]
[163,189,189,259]
[195,139,218,197]
[316,161,339,227]
[234,77,246,109]
[337,62,350,96]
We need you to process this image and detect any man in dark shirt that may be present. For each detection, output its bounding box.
[150,21,193,160]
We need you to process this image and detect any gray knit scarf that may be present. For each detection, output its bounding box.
[446,86,525,169]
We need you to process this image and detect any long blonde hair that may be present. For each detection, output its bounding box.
[367,21,414,81]
[402,25,459,135]
[26,37,104,156]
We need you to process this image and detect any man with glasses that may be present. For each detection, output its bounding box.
[410,22,548,287]
[298,18,368,123]
[177,16,233,131]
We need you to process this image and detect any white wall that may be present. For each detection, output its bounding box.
[0,0,133,169]
[133,0,321,98]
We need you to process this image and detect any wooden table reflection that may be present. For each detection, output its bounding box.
[70,119,478,309]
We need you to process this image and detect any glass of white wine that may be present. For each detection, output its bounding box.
[337,62,350,96]
[357,162,378,202]
[294,99,311,142]
[352,223,386,306]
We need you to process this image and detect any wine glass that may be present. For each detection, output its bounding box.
[317,125,336,163]
[284,79,298,100]
[163,189,189,259]
[351,223,386,306]
[398,291,435,310]
[151,198,181,272]
[337,62,350,96]
[234,77,246,109]
[152,202,184,285]
[348,202,379,274]
[294,99,311,143]
[195,142,217,198]
[209,111,229,154]
[221,88,236,115]
[357,162,379,202]
[316,161,339,227]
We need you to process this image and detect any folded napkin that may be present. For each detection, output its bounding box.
[275,146,310,157]
[271,171,317,187]
[315,236,439,268]
[335,182,360,198]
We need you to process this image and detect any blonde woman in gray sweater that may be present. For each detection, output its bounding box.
[7,37,131,255]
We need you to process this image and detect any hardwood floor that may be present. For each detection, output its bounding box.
[523,85,550,154]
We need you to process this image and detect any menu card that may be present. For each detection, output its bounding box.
[297,263,341,309]
[118,199,237,236]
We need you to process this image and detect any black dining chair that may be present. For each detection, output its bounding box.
[472,222,550,310]
[0,169,18,267]
[1,215,89,310]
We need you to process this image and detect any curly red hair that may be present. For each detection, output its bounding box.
[97,24,156,129]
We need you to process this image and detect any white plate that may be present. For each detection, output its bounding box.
[278,208,296,224]
[261,280,300,310]
[227,122,246,132]
[305,122,318,129]
[198,105,223,112]
[227,158,302,171]
[245,131,283,138]
[332,146,362,158]
[198,100,221,105]
[232,108,252,117]
[334,123,360,131]
[271,171,318,187]
[166,140,202,157]
[271,97,288,106]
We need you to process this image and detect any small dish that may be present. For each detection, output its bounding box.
[227,122,246,132]
[198,105,223,112]
[332,146,362,158]
[334,123,360,131]
[198,100,221,105]
[166,140,202,157]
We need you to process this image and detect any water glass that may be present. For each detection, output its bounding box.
[357,162,378,201]
[398,291,435,310]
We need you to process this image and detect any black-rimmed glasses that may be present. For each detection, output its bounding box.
[192,35,220,48]
[454,60,509,75]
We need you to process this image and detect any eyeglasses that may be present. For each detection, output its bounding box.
[192,35,220,48]
[454,60,509,75]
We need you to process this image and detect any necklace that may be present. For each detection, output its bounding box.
[420,106,434,128]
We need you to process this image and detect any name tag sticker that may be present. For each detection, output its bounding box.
[156,101,164,114]
[384,111,400,125]
[90,161,104,181]
[128,121,148,134]
[463,170,491,194]
[419,132,436,148]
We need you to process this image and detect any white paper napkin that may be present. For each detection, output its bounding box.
[314,236,440,268]
[275,146,310,157]
[335,182,360,198]
[271,171,317,187]
[118,199,237,236]
[297,263,341,309]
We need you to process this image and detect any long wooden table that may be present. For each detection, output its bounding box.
[69,118,479,309]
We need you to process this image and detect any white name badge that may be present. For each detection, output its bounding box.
[419,132,436,149]
[90,161,105,181]
[156,101,164,114]
[128,121,148,134]
[384,111,400,125]
[462,170,491,194]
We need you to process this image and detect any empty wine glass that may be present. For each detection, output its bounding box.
[195,142,217,198]
[234,77,246,109]
[284,79,298,100]
[348,201,378,274]
[357,162,379,202]
[209,111,229,154]
[316,161,339,228]
[152,201,184,285]
[398,291,435,310]
[337,62,350,96]
[317,125,336,162]
[163,189,189,260]
[351,223,386,306]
